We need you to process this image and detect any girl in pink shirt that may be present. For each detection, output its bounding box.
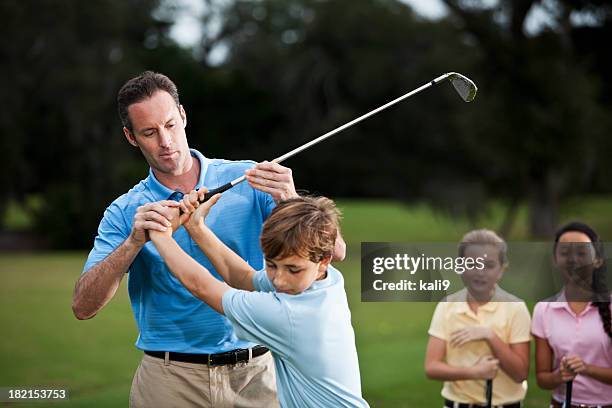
[532,222,612,407]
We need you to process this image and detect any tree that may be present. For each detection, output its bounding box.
[439,0,610,236]
[0,0,174,247]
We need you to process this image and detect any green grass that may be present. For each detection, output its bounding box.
[0,253,139,407]
[2,196,42,231]
[335,196,612,243]
[3,198,612,407]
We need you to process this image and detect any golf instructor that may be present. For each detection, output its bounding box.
[72,71,345,407]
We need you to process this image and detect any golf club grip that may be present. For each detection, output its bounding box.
[201,182,234,203]
[565,380,573,406]
[485,379,493,408]
[176,182,233,215]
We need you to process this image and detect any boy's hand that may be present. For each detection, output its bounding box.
[129,200,180,247]
[180,188,222,232]
[449,326,493,347]
[149,226,172,242]
[177,190,201,227]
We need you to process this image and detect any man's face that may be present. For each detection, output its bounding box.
[265,254,330,295]
[123,90,190,176]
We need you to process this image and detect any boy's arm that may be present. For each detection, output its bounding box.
[150,231,230,314]
[180,191,256,291]
[185,223,256,291]
[73,200,179,319]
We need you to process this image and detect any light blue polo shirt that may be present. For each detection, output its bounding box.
[83,149,275,353]
[222,266,369,408]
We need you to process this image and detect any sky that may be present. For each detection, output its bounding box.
[168,0,449,48]
[166,0,571,63]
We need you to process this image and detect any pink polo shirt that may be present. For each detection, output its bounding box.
[531,294,612,405]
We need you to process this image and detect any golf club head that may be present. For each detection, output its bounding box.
[447,72,478,102]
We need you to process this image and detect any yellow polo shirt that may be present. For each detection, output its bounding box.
[428,287,531,405]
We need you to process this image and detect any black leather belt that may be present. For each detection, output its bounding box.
[144,346,269,366]
[444,399,522,408]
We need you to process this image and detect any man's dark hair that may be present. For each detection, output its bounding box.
[117,71,180,132]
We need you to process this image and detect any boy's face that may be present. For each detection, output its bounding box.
[265,254,331,295]
[461,244,505,300]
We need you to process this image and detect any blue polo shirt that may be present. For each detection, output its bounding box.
[83,149,275,353]
[222,266,369,408]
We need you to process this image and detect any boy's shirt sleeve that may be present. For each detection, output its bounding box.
[252,268,275,293]
[83,202,129,274]
[508,302,532,343]
[222,288,292,356]
[428,302,447,340]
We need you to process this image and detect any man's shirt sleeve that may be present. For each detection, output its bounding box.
[83,202,129,273]
[256,188,276,220]
[222,288,292,357]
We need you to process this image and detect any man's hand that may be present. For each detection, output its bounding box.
[129,200,180,247]
[244,161,298,203]
[179,189,222,232]
[470,356,499,380]
[449,326,493,347]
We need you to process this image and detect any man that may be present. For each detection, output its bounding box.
[72,71,345,407]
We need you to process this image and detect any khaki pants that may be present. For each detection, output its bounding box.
[129,351,279,408]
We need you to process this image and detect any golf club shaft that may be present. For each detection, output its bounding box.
[200,73,455,203]
[486,379,493,408]
[565,380,572,407]
[271,73,451,164]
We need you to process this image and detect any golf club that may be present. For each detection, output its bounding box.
[565,380,573,408]
[198,72,478,203]
[485,379,493,408]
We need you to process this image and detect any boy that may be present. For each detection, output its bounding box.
[149,190,369,408]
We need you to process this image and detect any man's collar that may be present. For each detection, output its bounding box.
[191,148,209,190]
[146,149,209,201]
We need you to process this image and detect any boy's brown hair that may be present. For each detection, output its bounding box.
[260,196,340,263]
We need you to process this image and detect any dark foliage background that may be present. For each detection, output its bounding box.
[2,0,611,247]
